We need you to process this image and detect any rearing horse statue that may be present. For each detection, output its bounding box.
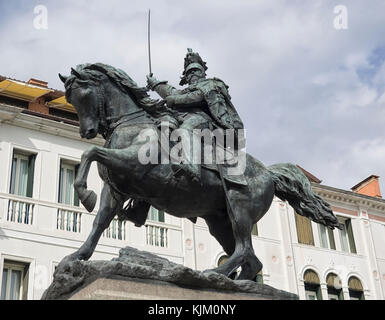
[58,63,341,281]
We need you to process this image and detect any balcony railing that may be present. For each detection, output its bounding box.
[146,223,168,248]
[1,193,181,253]
[7,198,34,225]
[56,209,82,233]
[102,219,127,240]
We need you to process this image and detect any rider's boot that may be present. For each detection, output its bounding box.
[171,128,202,185]
[171,163,201,185]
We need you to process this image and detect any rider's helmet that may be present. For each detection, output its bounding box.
[184,62,206,74]
[179,48,208,85]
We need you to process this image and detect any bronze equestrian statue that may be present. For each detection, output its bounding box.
[57,54,341,281]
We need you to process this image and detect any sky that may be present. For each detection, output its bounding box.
[1,0,385,193]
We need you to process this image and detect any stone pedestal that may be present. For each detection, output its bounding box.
[42,246,298,300]
[70,277,282,300]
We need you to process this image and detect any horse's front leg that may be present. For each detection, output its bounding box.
[74,145,137,212]
[62,184,121,263]
[74,146,100,212]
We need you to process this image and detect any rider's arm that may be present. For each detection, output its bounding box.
[166,90,204,108]
[154,82,181,99]
[147,75,181,98]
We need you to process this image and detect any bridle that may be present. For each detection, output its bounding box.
[72,80,153,140]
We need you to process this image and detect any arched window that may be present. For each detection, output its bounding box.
[348,276,365,300]
[326,273,343,300]
[217,255,229,267]
[304,269,322,300]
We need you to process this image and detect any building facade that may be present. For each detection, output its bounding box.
[0,75,384,300]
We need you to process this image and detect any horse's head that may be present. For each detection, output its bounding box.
[60,63,161,139]
[59,67,103,139]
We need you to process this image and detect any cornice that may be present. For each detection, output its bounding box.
[0,103,104,146]
[312,183,385,214]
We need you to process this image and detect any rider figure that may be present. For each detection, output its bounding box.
[147,48,244,183]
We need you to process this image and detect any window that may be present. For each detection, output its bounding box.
[148,207,165,223]
[10,151,36,198]
[326,273,343,300]
[58,161,79,206]
[56,160,81,233]
[304,270,322,300]
[318,224,336,250]
[1,260,29,300]
[295,212,314,245]
[103,219,126,240]
[338,218,357,254]
[218,255,229,267]
[146,225,168,247]
[146,207,167,247]
[348,276,365,300]
[8,151,36,224]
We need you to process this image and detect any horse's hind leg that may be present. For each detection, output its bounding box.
[204,214,235,257]
[211,189,263,280]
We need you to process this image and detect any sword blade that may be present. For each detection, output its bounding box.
[147,9,153,76]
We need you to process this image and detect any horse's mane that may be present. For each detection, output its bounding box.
[69,63,159,109]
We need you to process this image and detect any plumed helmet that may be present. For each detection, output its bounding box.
[179,48,208,85]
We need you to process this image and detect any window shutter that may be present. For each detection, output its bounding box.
[74,164,80,206]
[9,156,17,194]
[304,270,320,284]
[158,210,165,222]
[295,212,314,245]
[346,219,357,254]
[326,273,342,288]
[58,159,63,203]
[348,277,363,291]
[327,228,336,250]
[26,154,36,198]
[22,265,29,300]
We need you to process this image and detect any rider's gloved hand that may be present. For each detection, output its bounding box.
[146,74,161,90]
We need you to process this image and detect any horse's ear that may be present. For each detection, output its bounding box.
[71,67,85,79]
[58,73,68,84]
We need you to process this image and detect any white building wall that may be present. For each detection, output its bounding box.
[1,109,385,300]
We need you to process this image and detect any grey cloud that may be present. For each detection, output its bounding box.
[1,0,385,193]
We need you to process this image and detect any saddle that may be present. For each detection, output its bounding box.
[156,126,248,187]
[200,145,248,187]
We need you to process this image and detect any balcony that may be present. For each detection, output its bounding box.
[102,219,127,241]
[0,192,182,257]
[145,222,168,248]
[6,197,34,225]
[56,208,82,233]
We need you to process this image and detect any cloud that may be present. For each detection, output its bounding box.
[2,0,385,193]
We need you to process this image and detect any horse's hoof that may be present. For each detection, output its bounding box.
[203,267,236,279]
[82,190,97,212]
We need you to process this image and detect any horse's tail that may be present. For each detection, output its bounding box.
[267,163,342,229]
